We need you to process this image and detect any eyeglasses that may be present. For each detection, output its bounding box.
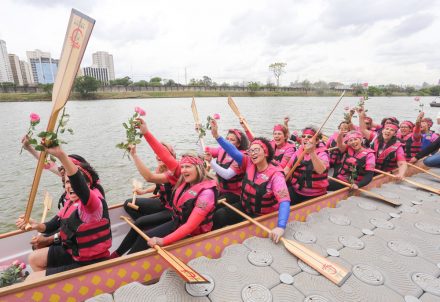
[247,147,261,155]
[301,135,313,139]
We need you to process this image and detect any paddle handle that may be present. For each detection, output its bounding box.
[219,199,270,233]
[407,162,440,181]
[121,216,158,248]
[328,176,401,206]
[374,169,440,195]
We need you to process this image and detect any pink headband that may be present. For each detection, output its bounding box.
[180,155,204,166]
[69,157,93,184]
[251,140,269,156]
[228,129,242,141]
[385,123,399,131]
[303,129,316,136]
[400,121,414,129]
[344,131,363,143]
[273,124,284,132]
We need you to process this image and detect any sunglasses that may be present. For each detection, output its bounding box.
[247,147,261,155]
[301,135,313,139]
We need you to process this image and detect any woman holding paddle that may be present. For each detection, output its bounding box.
[115,118,217,254]
[358,108,407,179]
[209,119,290,242]
[326,121,350,173]
[16,146,111,278]
[204,128,249,213]
[284,126,330,204]
[328,130,376,191]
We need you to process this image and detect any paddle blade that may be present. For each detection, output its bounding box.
[131,178,142,190]
[227,96,241,117]
[43,191,53,211]
[282,238,351,286]
[191,97,201,124]
[51,9,95,117]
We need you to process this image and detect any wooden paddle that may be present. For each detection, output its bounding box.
[40,191,53,223]
[327,146,339,152]
[120,216,208,284]
[228,96,255,138]
[127,179,143,210]
[374,169,440,195]
[191,97,206,151]
[218,200,351,286]
[407,162,440,181]
[24,9,95,229]
[285,91,346,180]
[328,176,401,206]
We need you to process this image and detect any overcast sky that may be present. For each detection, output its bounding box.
[1,0,439,86]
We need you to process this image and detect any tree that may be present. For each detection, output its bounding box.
[301,80,311,93]
[269,62,287,87]
[74,76,100,98]
[404,86,415,96]
[163,79,177,86]
[248,82,260,95]
[110,76,132,87]
[133,80,148,87]
[149,77,162,86]
[368,86,382,96]
[201,76,212,86]
[39,83,54,96]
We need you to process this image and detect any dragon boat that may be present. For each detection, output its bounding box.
[0,164,434,302]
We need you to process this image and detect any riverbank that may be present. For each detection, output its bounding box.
[0,90,353,102]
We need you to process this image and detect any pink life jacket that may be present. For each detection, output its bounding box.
[291,143,329,190]
[171,179,217,236]
[154,183,173,210]
[59,197,111,262]
[241,162,283,216]
[337,148,375,184]
[270,141,296,166]
[371,138,402,172]
[216,148,243,196]
[399,133,422,161]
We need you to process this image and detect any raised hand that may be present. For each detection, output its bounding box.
[136,118,149,135]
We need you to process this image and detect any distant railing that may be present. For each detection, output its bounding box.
[0,84,350,94]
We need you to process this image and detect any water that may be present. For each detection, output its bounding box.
[0,96,437,233]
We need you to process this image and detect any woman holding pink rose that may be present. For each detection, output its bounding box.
[328,130,376,191]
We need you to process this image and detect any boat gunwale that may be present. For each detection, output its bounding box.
[2,167,423,298]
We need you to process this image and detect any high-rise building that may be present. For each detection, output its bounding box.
[8,54,24,85]
[0,39,14,83]
[20,60,34,86]
[26,49,59,84]
[92,51,115,80]
[81,66,109,85]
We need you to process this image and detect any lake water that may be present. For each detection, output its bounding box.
[0,96,438,233]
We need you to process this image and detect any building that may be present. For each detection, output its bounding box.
[8,54,24,85]
[81,66,109,85]
[20,60,34,85]
[92,51,115,80]
[0,39,14,83]
[26,49,59,84]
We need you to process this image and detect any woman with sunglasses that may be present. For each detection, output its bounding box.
[284,127,330,204]
[328,130,376,191]
[358,109,407,179]
[397,113,423,161]
[115,118,217,254]
[209,119,290,243]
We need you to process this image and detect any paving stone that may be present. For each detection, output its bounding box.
[243,237,302,276]
[85,293,114,302]
[420,292,440,302]
[293,271,403,302]
[113,270,209,302]
[270,283,305,301]
[339,235,438,296]
[187,244,280,302]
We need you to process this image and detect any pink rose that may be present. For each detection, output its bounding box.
[362,82,368,88]
[134,107,146,116]
[292,130,298,136]
[344,106,350,111]
[359,96,365,101]
[414,96,420,102]
[12,260,19,266]
[30,113,40,123]
[19,262,26,270]
[213,113,221,120]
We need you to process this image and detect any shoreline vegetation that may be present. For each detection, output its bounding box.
[0,90,411,102]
